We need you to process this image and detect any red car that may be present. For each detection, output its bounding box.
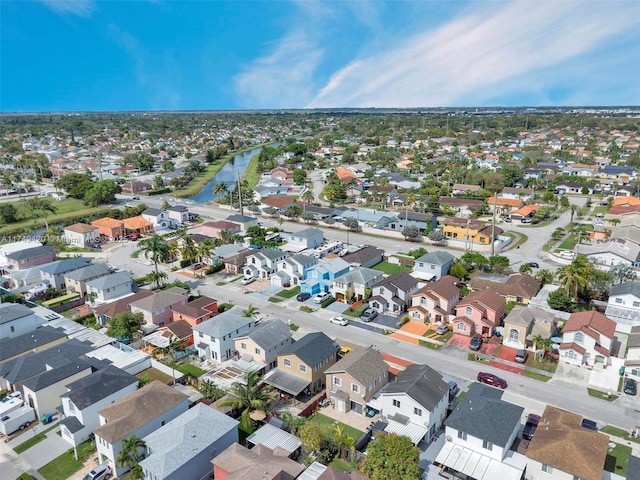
[477,372,507,389]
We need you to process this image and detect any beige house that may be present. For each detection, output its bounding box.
[408,275,460,325]
[64,223,99,247]
[325,347,388,416]
[234,319,293,372]
[332,267,383,304]
[129,287,188,327]
[64,263,112,297]
[502,306,557,350]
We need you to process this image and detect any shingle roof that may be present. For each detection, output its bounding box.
[64,223,98,234]
[373,273,418,293]
[413,275,460,300]
[470,273,541,299]
[0,303,35,325]
[94,381,188,444]
[213,442,304,480]
[334,267,382,285]
[383,364,449,411]
[142,207,164,216]
[130,288,187,312]
[0,325,66,362]
[445,383,523,447]
[457,289,505,313]
[564,310,616,339]
[171,296,217,319]
[22,360,95,392]
[64,263,111,282]
[92,290,154,319]
[416,251,456,266]
[238,319,292,350]
[325,347,388,391]
[609,281,640,298]
[280,332,338,367]
[86,271,132,291]
[292,227,323,239]
[61,365,138,409]
[39,257,91,275]
[315,257,351,274]
[341,246,384,265]
[193,306,253,338]
[503,305,557,327]
[6,245,55,261]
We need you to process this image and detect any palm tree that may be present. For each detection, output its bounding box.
[219,371,272,431]
[166,241,179,266]
[213,182,228,203]
[197,238,216,265]
[218,229,236,244]
[85,291,97,306]
[117,435,146,472]
[569,203,577,223]
[534,269,555,287]
[146,271,168,288]
[130,465,144,480]
[138,235,170,288]
[27,197,57,230]
[332,423,356,459]
[532,334,554,361]
[180,235,198,267]
[556,254,593,299]
[519,263,533,274]
[242,304,259,318]
[300,188,314,212]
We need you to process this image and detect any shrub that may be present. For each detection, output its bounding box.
[205,263,224,275]
[180,258,193,268]
[148,187,171,195]
[320,296,335,308]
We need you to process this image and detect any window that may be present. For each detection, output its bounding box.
[414,407,422,416]
[574,332,584,344]
[508,329,519,343]
[482,440,493,451]
[457,322,466,332]
[10,326,15,333]
[392,399,401,408]
[240,342,246,349]
[351,384,359,393]
[633,301,640,308]
[542,464,554,474]
[420,297,426,304]
[299,364,307,373]
[412,312,421,319]
[465,306,472,316]
[255,348,261,355]
[283,359,291,367]
[334,377,342,387]
[615,298,623,304]
[457,431,467,440]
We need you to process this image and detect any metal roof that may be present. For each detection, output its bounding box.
[384,418,428,445]
[434,441,526,480]
[246,423,302,454]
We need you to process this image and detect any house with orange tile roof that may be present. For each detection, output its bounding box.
[335,167,362,184]
[559,311,616,367]
[508,204,540,221]
[122,216,154,235]
[92,217,125,240]
[486,196,525,215]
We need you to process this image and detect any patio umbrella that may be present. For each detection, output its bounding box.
[550,337,563,343]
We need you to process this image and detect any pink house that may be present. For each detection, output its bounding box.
[452,289,505,337]
[6,246,56,271]
[408,275,461,325]
[201,220,241,239]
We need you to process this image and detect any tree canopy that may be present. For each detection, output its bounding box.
[362,433,420,480]
[107,312,144,341]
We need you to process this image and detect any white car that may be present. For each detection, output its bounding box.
[241,277,255,285]
[330,316,349,326]
[313,292,331,304]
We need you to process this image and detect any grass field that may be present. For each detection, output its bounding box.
[37,439,95,480]
[308,413,364,442]
[587,388,618,402]
[522,371,551,382]
[276,286,300,298]
[604,442,632,477]
[136,367,173,385]
[555,235,578,252]
[600,426,640,444]
[372,261,411,275]
[525,355,559,373]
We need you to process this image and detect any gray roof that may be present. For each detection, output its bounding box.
[130,288,187,312]
[292,227,323,239]
[628,455,640,480]
[334,267,382,285]
[280,332,338,367]
[59,416,84,434]
[39,257,91,275]
[226,214,256,223]
[166,205,188,212]
[22,360,100,392]
[247,423,301,454]
[341,245,384,265]
[315,257,350,275]
[416,251,456,265]
[252,249,286,261]
[86,271,132,291]
[580,238,640,263]
[289,254,316,265]
[373,272,418,293]
[6,245,54,261]
[193,306,253,338]
[140,403,238,479]
[504,305,557,327]
[445,383,523,447]
[61,365,138,409]
[142,207,164,216]
[239,319,292,350]
[64,263,111,282]
[610,282,640,298]
[0,303,35,325]
[0,325,66,362]
[325,347,388,390]
[384,364,449,411]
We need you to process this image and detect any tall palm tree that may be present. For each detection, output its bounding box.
[180,235,198,267]
[556,254,593,299]
[117,435,146,472]
[242,304,259,318]
[218,229,236,245]
[569,203,577,223]
[197,238,216,265]
[332,423,356,459]
[534,269,555,287]
[219,371,272,431]
[300,188,314,212]
[138,235,170,288]
[166,241,179,266]
[213,182,228,203]
[146,271,168,289]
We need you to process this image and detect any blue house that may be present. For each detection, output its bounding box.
[300,257,350,295]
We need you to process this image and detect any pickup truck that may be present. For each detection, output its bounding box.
[523,413,541,440]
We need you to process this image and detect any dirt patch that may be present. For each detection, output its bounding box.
[488,360,524,375]
[448,333,472,349]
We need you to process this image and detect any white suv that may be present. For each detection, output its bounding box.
[83,463,111,480]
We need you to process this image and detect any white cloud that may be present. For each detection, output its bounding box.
[234,31,323,108]
[39,0,95,17]
[308,0,640,107]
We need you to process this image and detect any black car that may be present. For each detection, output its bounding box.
[296,292,311,302]
[624,378,637,396]
[528,262,540,268]
[581,418,597,431]
[523,414,541,440]
[469,335,483,351]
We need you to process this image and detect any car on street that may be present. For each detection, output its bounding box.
[436,324,450,335]
[313,292,331,304]
[521,217,532,224]
[528,262,540,268]
[241,277,255,285]
[503,216,512,223]
[469,334,483,351]
[515,349,528,363]
[581,418,598,430]
[131,196,140,200]
[360,308,378,322]
[624,378,637,396]
[523,413,541,440]
[330,316,349,326]
[296,292,311,302]
[477,372,508,389]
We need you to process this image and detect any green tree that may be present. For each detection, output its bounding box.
[401,225,421,241]
[362,433,420,480]
[408,247,428,259]
[519,263,533,274]
[534,269,555,287]
[343,217,360,231]
[300,189,314,211]
[450,262,469,281]
[547,289,576,312]
[117,435,146,471]
[332,424,355,460]
[55,173,94,198]
[293,169,307,185]
[199,380,225,402]
[242,304,259,318]
[610,263,636,284]
[107,312,144,341]
[180,235,198,266]
[427,230,446,243]
[84,179,122,206]
[213,182,228,202]
[556,254,593,298]
[0,203,18,223]
[460,251,488,270]
[218,371,272,431]
[153,175,165,190]
[138,235,170,287]
[283,205,302,219]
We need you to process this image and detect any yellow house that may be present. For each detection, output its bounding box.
[233,319,293,372]
[442,217,502,245]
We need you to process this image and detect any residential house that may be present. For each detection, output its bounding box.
[408,276,461,325]
[139,403,238,480]
[59,366,139,450]
[453,289,506,337]
[171,295,218,326]
[485,196,525,215]
[332,267,383,304]
[442,217,502,246]
[65,263,112,297]
[5,246,56,271]
[451,184,482,196]
[625,326,640,382]
[129,287,189,328]
[609,215,640,247]
[243,249,288,280]
[562,163,600,177]
[439,197,484,216]
[502,306,557,350]
[193,306,255,362]
[0,303,46,339]
[121,181,152,194]
[559,310,616,367]
[221,249,253,275]
[605,282,640,332]
[436,383,526,480]
[413,251,456,281]
[391,211,434,233]
[201,220,241,239]
[94,381,189,478]
[599,165,636,181]
[325,347,388,416]
[122,216,154,235]
[226,214,259,231]
[300,257,350,295]
[555,181,593,195]
[8,266,43,289]
[0,241,43,270]
[142,319,196,354]
[234,319,294,372]
[63,223,99,247]
[92,290,154,326]
[0,326,66,364]
[339,208,397,230]
[469,273,541,304]
[86,271,134,304]
[283,227,324,250]
[500,187,535,201]
[381,364,450,444]
[270,253,317,288]
[507,204,540,222]
[368,273,419,315]
[92,217,125,240]
[340,245,384,268]
[523,168,543,180]
[141,207,171,228]
[525,405,609,480]
[166,205,189,225]
[263,332,338,396]
[39,257,91,290]
[578,239,640,270]
[212,442,304,480]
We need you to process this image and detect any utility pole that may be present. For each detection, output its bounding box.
[491,193,498,256]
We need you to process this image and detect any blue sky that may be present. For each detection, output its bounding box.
[2,0,639,111]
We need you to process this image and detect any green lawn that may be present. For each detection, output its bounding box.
[38,439,96,480]
[308,413,364,442]
[522,371,552,382]
[343,303,368,317]
[16,474,36,480]
[300,306,315,313]
[604,443,632,477]
[587,388,618,402]
[555,235,578,252]
[135,367,173,385]
[176,363,206,378]
[467,353,490,363]
[372,261,411,275]
[419,340,442,350]
[268,297,284,303]
[329,458,359,471]
[600,426,640,444]
[525,355,559,373]
[276,286,301,298]
[593,205,609,215]
[13,424,60,454]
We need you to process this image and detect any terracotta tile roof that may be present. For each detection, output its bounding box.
[414,276,460,301]
[64,222,98,234]
[564,311,616,339]
[612,196,640,207]
[92,290,154,319]
[92,217,124,228]
[559,342,586,354]
[172,296,217,319]
[260,195,298,208]
[335,167,361,183]
[509,205,540,216]
[593,343,611,357]
[122,216,153,229]
[487,196,525,207]
[525,405,609,480]
[163,320,193,339]
[453,315,474,326]
[457,289,505,314]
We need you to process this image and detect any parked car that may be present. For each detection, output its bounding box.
[436,324,450,335]
[469,334,483,351]
[360,308,378,322]
[581,418,597,431]
[503,216,512,223]
[330,316,349,326]
[241,277,255,285]
[624,378,637,396]
[338,347,351,358]
[131,196,140,200]
[521,217,532,224]
[477,372,507,389]
[296,292,311,302]
[83,463,111,480]
[528,262,540,268]
[523,413,541,440]
[515,349,528,363]
[313,292,331,304]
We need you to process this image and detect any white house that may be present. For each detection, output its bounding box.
[578,239,640,271]
[283,227,324,250]
[141,208,171,228]
[0,303,45,339]
[193,307,255,362]
[234,319,293,372]
[625,326,640,382]
[85,271,134,304]
[605,282,640,332]
[368,273,419,315]
[63,223,99,247]
[166,205,189,224]
[243,249,288,280]
[59,366,139,450]
[559,311,616,367]
[413,251,456,281]
[270,254,317,287]
[380,364,450,445]
[94,381,189,478]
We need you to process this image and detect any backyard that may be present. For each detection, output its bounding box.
[372,261,411,275]
[308,413,364,442]
[604,442,632,477]
[38,439,95,480]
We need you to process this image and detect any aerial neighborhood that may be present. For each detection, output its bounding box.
[1,109,639,480]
